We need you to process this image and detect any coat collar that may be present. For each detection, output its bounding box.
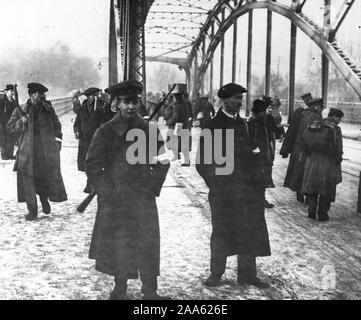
[109,113,147,138]
[217,107,242,122]
[323,117,338,129]
[22,99,52,113]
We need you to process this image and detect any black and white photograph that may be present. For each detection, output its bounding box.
[0,0,361,305]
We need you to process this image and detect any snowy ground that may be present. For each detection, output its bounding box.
[0,112,360,300]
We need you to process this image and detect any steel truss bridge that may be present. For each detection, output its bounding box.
[108,0,361,116]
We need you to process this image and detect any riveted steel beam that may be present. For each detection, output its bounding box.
[330,0,355,40]
[189,0,361,100]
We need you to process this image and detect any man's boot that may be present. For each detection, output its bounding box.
[307,194,318,220]
[204,274,222,287]
[40,195,51,214]
[318,196,330,222]
[109,277,127,300]
[296,192,304,203]
[237,255,270,289]
[25,201,38,221]
[141,277,171,300]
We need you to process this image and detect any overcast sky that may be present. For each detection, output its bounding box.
[0,0,360,90]
[0,0,109,61]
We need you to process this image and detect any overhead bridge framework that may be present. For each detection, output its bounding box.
[109,0,361,116]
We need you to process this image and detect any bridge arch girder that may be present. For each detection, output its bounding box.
[188,0,361,100]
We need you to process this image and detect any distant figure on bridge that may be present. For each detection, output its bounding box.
[73,87,113,193]
[85,80,170,300]
[281,93,313,157]
[300,108,344,221]
[196,83,271,289]
[7,83,67,221]
[163,83,191,165]
[0,84,17,160]
[267,94,285,141]
[193,94,215,129]
[281,97,324,203]
[71,90,82,114]
[248,98,283,209]
[280,92,313,202]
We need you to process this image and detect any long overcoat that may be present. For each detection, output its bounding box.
[73,100,113,171]
[300,117,343,202]
[248,114,282,188]
[85,113,170,278]
[196,109,271,257]
[7,100,67,203]
[283,108,322,193]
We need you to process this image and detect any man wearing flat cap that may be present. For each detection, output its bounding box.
[196,83,271,289]
[85,80,170,300]
[282,97,323,203]
[73,87,113,193]
[0,84,17,160]
[7,82,67,221]
[300,108,344,221]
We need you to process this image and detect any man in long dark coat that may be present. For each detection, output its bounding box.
[7,83,67,221]
[0,84,17,160]
[196,83,271,289]
[281,95,322,202]
[73,87,113,193]
[248,99,282,209]
[85,80,170,300]
[280,93,312,197]
[300,108,344,221]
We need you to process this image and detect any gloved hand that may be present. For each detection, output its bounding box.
[75,132,80,139]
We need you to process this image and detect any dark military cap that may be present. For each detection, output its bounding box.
[83,87,101,97]
[301,93,313,101]
[309,97,323,107]
[108,80,143,100]
[252,99,268,114]
[262,95,273,107]
[28,82,48,95]
[218,83,247,99]
[328,108,344,118]
[5,84,14,91]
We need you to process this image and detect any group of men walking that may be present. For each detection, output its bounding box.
[280,94,344,221]
[1,78,345,300]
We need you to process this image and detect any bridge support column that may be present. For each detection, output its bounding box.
[246,10,253,117]
[210,22,215,103]
[202,39,206,95]
[108,0,118,85]
[265,8,273,96]
[127,0,146,100]
[322,0,331,107]
[232,17,238,83]
[220,9,225,88]
[288,0,300,122]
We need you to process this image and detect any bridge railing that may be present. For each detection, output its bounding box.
[279,99,361,124]
[49,97,73,116]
